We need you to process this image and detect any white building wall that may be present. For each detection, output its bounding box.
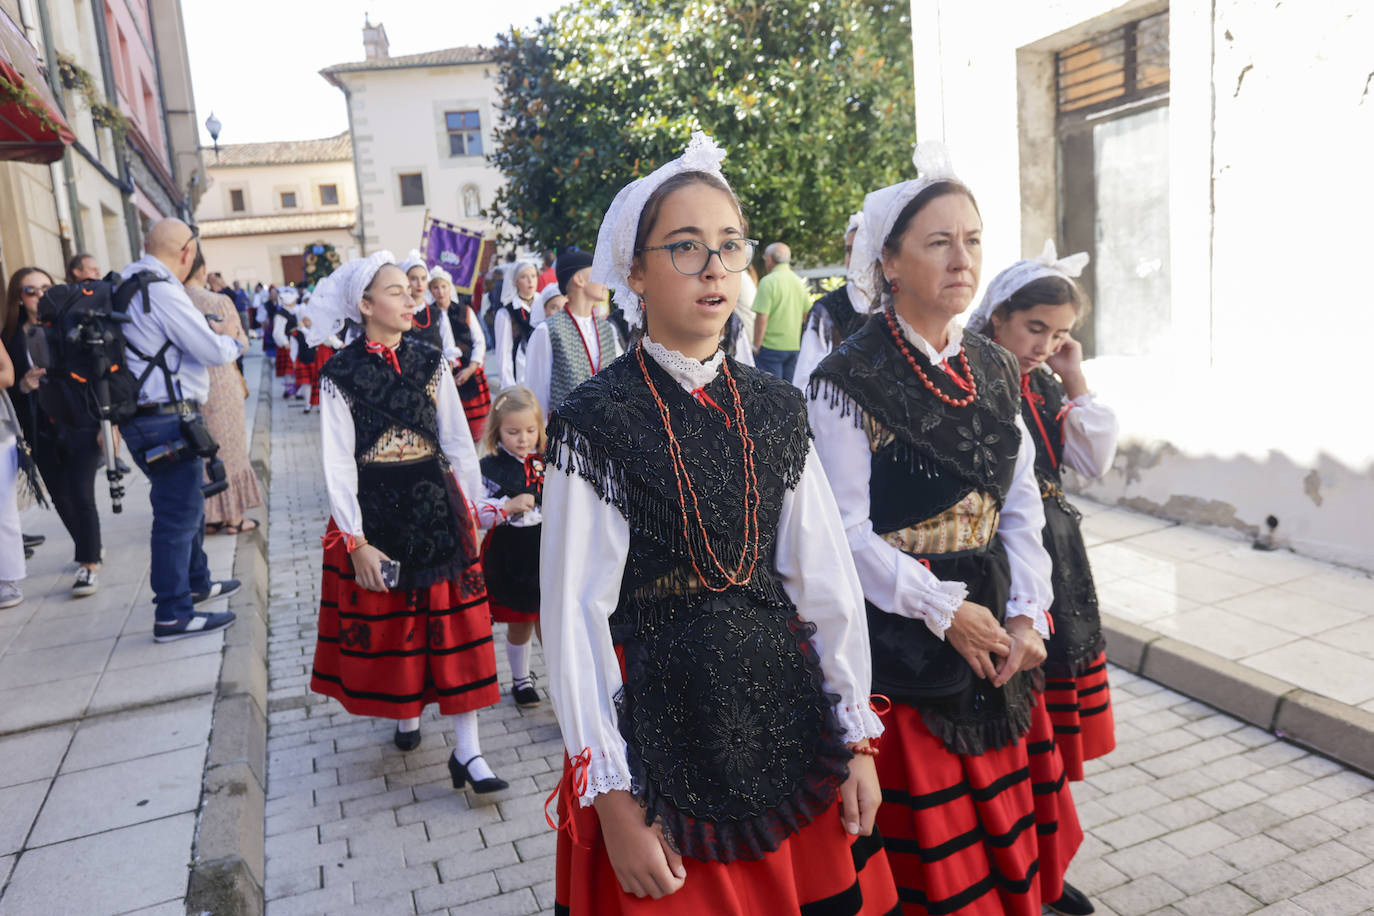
[336,62,503,255]
[198,160,357,221]
[909,0,1374,570]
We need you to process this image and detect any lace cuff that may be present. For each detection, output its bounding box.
[1006,596,1051,638]
[578,748,633,807]
[920,579,969,639]
[834,701,885,744]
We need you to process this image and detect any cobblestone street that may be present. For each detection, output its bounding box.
[261,388,1374,916]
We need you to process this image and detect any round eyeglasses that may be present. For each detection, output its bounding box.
[636,238,759,276]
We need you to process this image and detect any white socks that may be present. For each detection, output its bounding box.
[507,639,532,685]
[452,711,494,781]
[397,716,420,734]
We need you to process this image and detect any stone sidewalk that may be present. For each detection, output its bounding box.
[1074,499,1374,772]
[261,372,1374,915]
[0,351,265,913]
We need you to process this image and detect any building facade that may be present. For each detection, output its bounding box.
[197,132,359,286]
[0,0,202,284]
[909,0,1373,569]
[321,20,504,255]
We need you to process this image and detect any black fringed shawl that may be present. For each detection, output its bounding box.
[811,316,1042,755]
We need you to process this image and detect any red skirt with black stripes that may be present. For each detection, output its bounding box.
[309,346,334,407]
[1042,651,1115,782]
[294,357,319,391]
[274,347,293,377]
[874,699,1082,915]
[459,365,492,441]
[310,519,501,719]
[552,755,901,915]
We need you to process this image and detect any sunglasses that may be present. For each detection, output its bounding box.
[21,285,51,297]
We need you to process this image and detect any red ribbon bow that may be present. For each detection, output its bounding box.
[940,360,976,394]
[320,529,358,553]
[544,748,592,849]
[523,454,545,490]
[690,387,732,427]
[1020,373,1060,470]
[364,341,402,374]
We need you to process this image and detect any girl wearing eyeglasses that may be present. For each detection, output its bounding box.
[540,134,897,915]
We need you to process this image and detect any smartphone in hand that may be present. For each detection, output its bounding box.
[379,560,400,590]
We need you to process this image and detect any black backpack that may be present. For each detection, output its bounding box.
[33,270,170,427]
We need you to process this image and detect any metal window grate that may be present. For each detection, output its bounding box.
[1057,10,1169,116]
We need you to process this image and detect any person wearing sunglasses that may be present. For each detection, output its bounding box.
[2,267,107,598]
[117,218,249,642]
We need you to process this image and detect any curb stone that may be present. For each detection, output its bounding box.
[187,359,273,916]
[1101,612,1374,778]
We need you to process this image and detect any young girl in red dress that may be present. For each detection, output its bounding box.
[478,386,545,709]
[964,242,1119,781]
[541,133,898,916]
[306,251,508,793]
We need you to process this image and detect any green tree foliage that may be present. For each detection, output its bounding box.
[488,0,915,267]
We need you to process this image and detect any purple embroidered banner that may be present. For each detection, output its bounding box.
[422,218,486,295]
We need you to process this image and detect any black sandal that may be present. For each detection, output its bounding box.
[221,519,260,535]
[204,522,227,535]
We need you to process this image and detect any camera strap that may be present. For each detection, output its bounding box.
[121,272,186,403]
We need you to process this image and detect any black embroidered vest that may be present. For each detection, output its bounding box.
[479,450,543,503]
[1023,369,1104,678]
[320,337,478,589]
[406,304,444,351]
[501,302,534,368]
[285,311,317,363]
[447,305,475,368]
[546,350,850,864]
[805,284,865,348]
[812,316,1039,754]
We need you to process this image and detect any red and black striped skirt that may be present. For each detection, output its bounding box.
[274,347,293,378]
[460,365,492,440]
[552,756,900,915]
[1042,651,1115,781]
[294,357,320,391]
[309,346,334,407]
[874,699,1082,915]
[310,519,501,719]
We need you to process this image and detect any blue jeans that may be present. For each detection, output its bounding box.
[755,346,799,381]
[120,412,212,623]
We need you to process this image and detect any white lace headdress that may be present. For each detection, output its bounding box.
[398,249,427,276]
[531,282,562,327]
[428,266,453,285]
[501,259,540,307]
[847,142,964,314]
[300,250,396,347]
[590,131,731,330]
[963,240,1089,335]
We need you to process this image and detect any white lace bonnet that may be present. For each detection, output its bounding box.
[397,249,427,276]
[963,240,1089,335]
[590,131,731,330]
[500,259,540,307]
[300,250,396,347]
[846,142,965,313]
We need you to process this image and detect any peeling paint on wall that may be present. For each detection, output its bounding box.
[1304,470,1324,506]
[1117,494,1256,538]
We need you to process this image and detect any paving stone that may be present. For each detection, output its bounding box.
[1172,883,1262,916]
[1214,834,1293,871]
[1289,876,1374,915]
[1157,853,1242,895]
[412,872,500,912]
[1290,839,1369,882]
[447,888,541,916]
[1095,812,1171,850]
[1160,821,1242,857]
[1264,812,1344,850]
[1103,838,1190,879]
[1099,874,1185,916]
[1233,860,1321,904]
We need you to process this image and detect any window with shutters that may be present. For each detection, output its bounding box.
[1056,10,1170,359]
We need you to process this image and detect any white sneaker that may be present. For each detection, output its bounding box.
[72,566,98,597]
[0,581,22,608]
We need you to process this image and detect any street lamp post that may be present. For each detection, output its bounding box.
[205,112,222,159]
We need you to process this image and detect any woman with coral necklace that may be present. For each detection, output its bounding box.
[808,148,1091,915]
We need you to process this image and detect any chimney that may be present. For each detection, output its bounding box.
[363,16,389,61]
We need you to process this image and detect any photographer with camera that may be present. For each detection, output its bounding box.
[118,219,247,642]
[3,266,104,597]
